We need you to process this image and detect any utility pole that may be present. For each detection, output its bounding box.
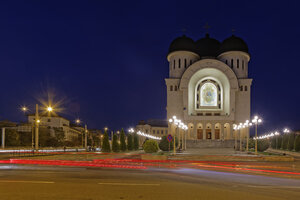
[2,128,5,149]
[85,124,88,151]
[35,104,39,151]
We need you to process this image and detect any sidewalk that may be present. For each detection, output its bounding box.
[266,149,300,158]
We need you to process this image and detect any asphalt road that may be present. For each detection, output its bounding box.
[0,164,300,200]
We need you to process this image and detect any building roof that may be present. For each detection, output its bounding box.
[27,113,70,122]
[138,119,168,128]
[196,34,221,58]
[218,35,249,55]
[168,35,197,54]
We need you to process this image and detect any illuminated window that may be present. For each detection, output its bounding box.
[200,83,217,107]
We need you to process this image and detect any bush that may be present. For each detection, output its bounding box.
[295,135,300,152]
[133,134,139,150]
[127,134,133,151]
[143,140,159,153]
[112,134,119,152]
[159,136,178,151]
[248,138,255,149]
[102,131,111,152]
[19,132,32,146]
[120,129,127,151]
[257,139,270,152]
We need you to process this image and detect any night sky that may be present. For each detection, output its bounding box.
[0,0,299,134]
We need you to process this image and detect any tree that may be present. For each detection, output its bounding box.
[257,139,270,152]
[5,129,20,146]
[282,134,289,150]
[112,134,120,152]
[295,135,300,152]
[288,133,296,151]
[19,131,32,146]
[127,134,133,150]
[102,131,111,152]
[270,136,276,149]
[120,129,127,151]
[278,135,283,149]
[143,140,159,153]
[133,133,139,150]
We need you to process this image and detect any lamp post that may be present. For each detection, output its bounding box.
[243,120,252,152]
[75,119,88,151]
[169,116,188,154]
[283,128,290,150]
[252,116,262,155]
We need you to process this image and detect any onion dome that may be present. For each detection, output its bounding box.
[168,35,197,54]
[218,35,249,55]
[196,33,221,57]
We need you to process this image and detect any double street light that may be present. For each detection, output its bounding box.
[168,116,188,155]
[252,116,262,155]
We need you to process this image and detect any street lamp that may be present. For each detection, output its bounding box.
[75,119,88,150]
[252,115,262,155]
[168,116,188,154]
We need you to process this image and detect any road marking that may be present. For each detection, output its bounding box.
[247,185,300,189]
[0,180,54,184]
[98,182,160,186]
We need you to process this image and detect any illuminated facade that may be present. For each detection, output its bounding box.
[166,34,252,146]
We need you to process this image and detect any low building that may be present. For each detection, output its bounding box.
[136,119,168,144]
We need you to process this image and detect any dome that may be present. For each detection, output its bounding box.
[196,34,221,57]
[218,35,249,55]
[168,35,197,54]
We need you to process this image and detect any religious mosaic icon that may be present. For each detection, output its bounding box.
[200,83,217,106]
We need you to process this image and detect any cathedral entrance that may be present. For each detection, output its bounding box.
[215,129,220,139]
[197,129,203,139]
[206,129,211,139]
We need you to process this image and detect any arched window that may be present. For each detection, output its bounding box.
[237,59,239,68]
[174,86,177,91]
[195,79,222,110]
[242,60,244,70]
[225,60,228,65]
[184,59,187,68]
[231,59,233,68]
[178,59,181,68]
[170,85,173,91]
[190,60,192,65]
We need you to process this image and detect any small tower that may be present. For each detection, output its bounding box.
[167,35,200,78]
[217,35,250,78]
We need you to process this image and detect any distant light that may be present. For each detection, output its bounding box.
[21,106,27,112]
[169,119,173,123]
[37,119,40,123]
[47,107,53,112]
[75,119,81,124]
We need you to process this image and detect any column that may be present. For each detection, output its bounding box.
[193,123,197,140]
[221,123,225,141]
[203,123,206,140]
[211,123,215,140]
[230,123,234,139]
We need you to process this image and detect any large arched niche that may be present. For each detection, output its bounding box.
[180,59,238,116]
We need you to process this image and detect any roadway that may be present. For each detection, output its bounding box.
[0,164,300,200]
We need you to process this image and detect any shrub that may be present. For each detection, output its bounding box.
[159,135,178,151]
[270,136,276,149]
[248,138,255,149]
[112,134,119,152]
[120,129,127,151]
[5,129,20,146]
[143,140,159,153]
[133,134,139,150]
[102,131,111,152]
[257,139,270,152]
[295,135,300,152]
[127,134,133,151]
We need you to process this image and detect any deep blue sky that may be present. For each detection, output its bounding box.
[0,0,299,134]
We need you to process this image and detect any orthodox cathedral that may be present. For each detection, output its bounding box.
[137,33,252,148]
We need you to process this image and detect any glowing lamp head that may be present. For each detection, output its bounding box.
[37,119,40,123]
[21,106,27,112]
[172,116,177,119]
[169,119,173,123]
[75,119,81,124]
[47,106,53,112]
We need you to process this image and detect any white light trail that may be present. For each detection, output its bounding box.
[137,131,161,140]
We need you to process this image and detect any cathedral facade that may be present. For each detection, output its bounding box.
[166,34,252,144]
